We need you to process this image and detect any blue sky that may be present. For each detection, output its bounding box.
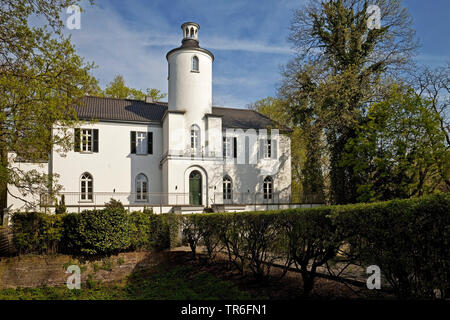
[66,0,450,108]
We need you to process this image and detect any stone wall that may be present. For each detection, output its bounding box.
[0,251,166,289]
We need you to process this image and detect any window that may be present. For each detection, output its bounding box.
[192,56,199,72]
[263,176,273,200]
[136,132,147,154]
[130,131,153,155]
[223,136,237,158]
[264,139,272,158]
[190,125,200,151]
[223,176,232,200]
[136,173,148,201]
[223,137,232,158]
[74,128,98,153]
[80,172,93,201]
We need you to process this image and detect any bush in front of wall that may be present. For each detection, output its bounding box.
[61,208,131,256]
[55,195,66,214]
[11,211,64,254]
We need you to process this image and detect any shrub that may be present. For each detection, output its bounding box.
[128,210,181,251]
[333,194,450,299]
[55,195,66,214]
[11,212,64,254]
[128,210,153,250]
[281,207,340,296]
[104,198,124,210]
[61,208,131,256]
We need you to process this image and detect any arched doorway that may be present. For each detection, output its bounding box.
[189,170,202,205]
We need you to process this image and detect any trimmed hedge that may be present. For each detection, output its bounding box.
[8,194,449,298]
[333,195,450,299]
[181,194,450,299]
[12,212,64,254]
[10,208,181,256]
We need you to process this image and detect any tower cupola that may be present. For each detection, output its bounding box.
[182,22,200,42]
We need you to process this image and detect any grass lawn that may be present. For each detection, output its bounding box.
[0,264,255,300]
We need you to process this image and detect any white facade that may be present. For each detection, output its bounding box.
[7,22,292,213]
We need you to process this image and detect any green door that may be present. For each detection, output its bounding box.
[189,171,202,205]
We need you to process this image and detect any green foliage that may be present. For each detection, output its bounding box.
[343,85,450,202]
[55,195,66,214]
[104,198,125,210]
[333,194,450,299]
[101,74,167,101]
[281,0,418,204]
[10,208,180,257]
[11,212,63,254]
[61,208,131,256]
[128,210,180,251]
[181,195,450,298]
[0,0,99,211]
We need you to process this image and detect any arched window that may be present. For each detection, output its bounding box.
[190,124,200,153]
[192,56,199,72]
[136,173,148,201]
[263,176,273,200]
[80,172,93,201]
[223,176,232,200]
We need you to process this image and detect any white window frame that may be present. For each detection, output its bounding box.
[81,129,93,152]
[80,172,93,202]
[223,176,232,200]
[263,176,273,200]
[223,136,233,158]
[263,139,272,158]
[136,173,148,201]
[192,55,199,72]
[190,125,200,152]
[136,132,148,155]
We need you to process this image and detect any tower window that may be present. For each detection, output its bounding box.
[190,124,200,152]
[192,56,199,72]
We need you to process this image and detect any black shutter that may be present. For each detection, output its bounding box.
[233,137,237,158]
[74,128,80,152]
[147,132,153,155]
[93,129,99,153]
[130,131,136,154]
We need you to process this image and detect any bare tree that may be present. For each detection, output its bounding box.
[410,64,450,147]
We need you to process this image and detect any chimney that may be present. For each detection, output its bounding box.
[145,96,153,103]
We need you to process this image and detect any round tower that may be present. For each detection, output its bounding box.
[166,22,214,117]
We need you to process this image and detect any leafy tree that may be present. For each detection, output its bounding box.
[281,0,417,204]
[0,0,98,212]
[102,74,167,102]
[342,85,449,202]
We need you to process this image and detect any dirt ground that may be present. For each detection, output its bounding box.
[169,246,389,300]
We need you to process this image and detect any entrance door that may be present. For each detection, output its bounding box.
[189,171,202,205]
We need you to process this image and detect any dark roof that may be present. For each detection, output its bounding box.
[75,96,291,132]
[75,96,167,122]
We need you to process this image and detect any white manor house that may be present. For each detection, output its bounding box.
[8,22,296,214]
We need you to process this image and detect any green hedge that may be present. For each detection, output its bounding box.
[9,194,449,298]
[10,208,180,257]
[12,212,64,254]
[61,208,132,255]
[181,194,449,299]
[333,195,450,299]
